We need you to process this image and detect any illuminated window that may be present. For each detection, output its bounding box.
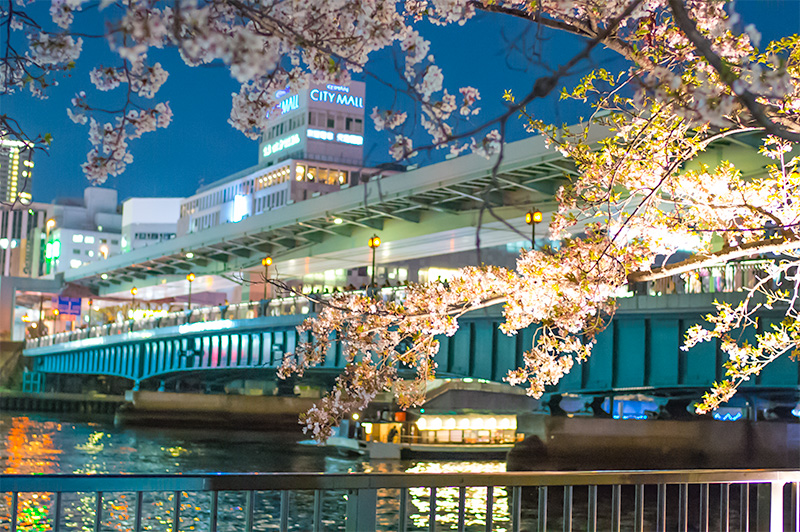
[70,259,82,268]
[319,168,329,184]
[307,167,316,181]
[72,234,84,243]
[84,236,95,244]
[296,165,306,181]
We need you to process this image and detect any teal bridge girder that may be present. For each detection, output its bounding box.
[22,295,800,399]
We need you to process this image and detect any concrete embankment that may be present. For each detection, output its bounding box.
[115,390,318,430]
[509,414,800,470]
[0,391,124,416]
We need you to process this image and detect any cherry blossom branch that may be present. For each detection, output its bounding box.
[629,236,800,283]
[667,0,800,142]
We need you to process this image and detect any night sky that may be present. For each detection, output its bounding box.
[4,1,798,204]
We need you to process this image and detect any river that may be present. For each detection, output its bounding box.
[0,412,512,531]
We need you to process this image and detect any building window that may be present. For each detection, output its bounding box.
[72,234,84,243]
[85,236,95,244]
[73,249,81,255]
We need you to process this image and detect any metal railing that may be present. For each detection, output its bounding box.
[26,286,408,349]
[22,259,787,349]
[643,259,784,297]
[2,469,799,532]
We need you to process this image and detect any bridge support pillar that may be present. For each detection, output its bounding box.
[345,488,376,532]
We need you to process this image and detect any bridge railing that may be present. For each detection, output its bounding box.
[2,469,799,532]
[638,259,782,297]
[24,259,784,350]
[26,287,409,349]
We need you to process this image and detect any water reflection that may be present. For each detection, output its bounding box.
[1,413,511,531]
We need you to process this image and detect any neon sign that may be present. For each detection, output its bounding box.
[309,89,364,109]
[262,133,300,158]
[307,129,334,141]
[278,95,299,114]
[326,84,350,93]
[232,194,249,222]
[336,133,363,145]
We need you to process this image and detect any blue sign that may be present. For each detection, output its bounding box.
[57,296,82,316]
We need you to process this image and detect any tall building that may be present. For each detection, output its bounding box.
[0,138,34,205]
[121,197,181,252]
[177,81,385,236]
[32,187,123,276]
[0,203,49,277]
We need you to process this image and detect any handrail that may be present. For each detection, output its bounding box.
[3,469,799,532]
[4,469,800,491]
[24,259,786,349]
[26,286,408,349]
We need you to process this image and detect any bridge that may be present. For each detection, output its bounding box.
[7,129,797,419]
[21,288,800,410]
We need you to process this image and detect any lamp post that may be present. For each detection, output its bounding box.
[87,299,93,329]
[525,209,543,249]
[130,287,137,318]
[261,257,272,300]
[52,308,59,334]
[368,234,381,292]
[186,273,195,309]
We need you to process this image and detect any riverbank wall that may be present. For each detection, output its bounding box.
[115,390,318,431]
[509,414,800,470]
[0,391,124,416]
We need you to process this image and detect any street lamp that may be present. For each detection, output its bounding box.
[261,256,272,300]
[52,308,59,334]
[87,299,93,329]
[525,209,543,249]
[186,273,195,309]
[130,287,137,317]
[368,235,381,291]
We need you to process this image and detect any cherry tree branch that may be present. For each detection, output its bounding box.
[667,0,800,142]
[629,236,800,283]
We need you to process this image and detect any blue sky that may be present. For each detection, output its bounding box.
[4,1,798,203]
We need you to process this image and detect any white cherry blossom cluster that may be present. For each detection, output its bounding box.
[81,103,173,184]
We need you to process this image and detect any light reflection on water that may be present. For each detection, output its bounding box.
[0,413,510,531]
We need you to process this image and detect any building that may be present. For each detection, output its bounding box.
[32,187,123,276]
[177,81,383,236]
[0,203,49,277]
[0,138,34,205]
[121,197,181,253]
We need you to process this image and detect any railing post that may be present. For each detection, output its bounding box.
[345,488,377,532]
[511,486,522,532]
[756,482,784,531]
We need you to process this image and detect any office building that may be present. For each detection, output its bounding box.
[0,203,49,277]
[0,138,34,205]
[121,197,181,252]
[33,187,123,276]
[177,81,389,236]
